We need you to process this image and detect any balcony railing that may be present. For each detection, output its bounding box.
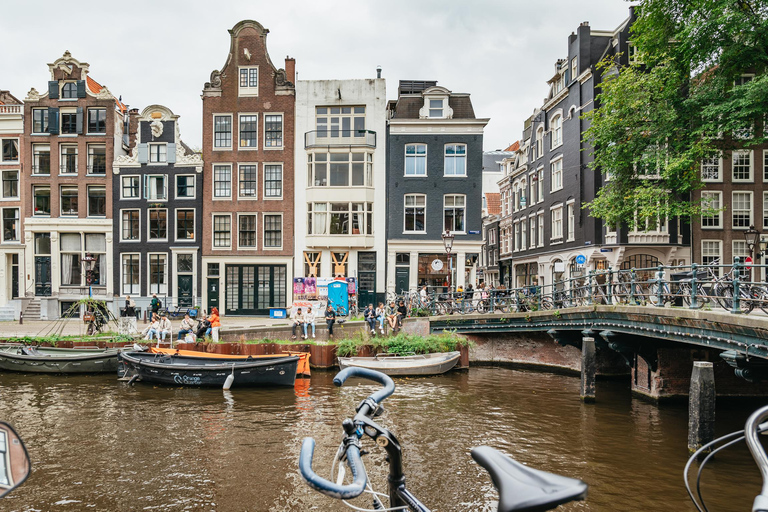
[305,129,376,149]
[0,105,21,115]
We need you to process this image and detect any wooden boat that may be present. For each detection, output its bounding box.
[148,347,311,376]
[118,351,299,387]
[0,344,120,373]
[338,351,461,376]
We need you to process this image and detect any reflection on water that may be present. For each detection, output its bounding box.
[0,368,763,511]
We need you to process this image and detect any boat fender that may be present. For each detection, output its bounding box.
[223,363,236,390]
[127,374,140,386]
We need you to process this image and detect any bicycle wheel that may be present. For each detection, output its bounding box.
[540,296,554,310]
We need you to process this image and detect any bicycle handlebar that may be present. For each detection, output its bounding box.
[745,405,768,512]
[299,438,368,500]
[333,367,396,404]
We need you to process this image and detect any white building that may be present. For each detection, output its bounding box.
[294,78,387,306]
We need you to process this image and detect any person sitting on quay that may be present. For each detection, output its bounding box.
[304,306,316,339]
[397,300,407,329]
[375,302,386,335]
[196,313,211,340]
[364,304,376,335]
[205,307,221,342]
[143,314,161,341]
[157,314,172,346]
[177,313,195,342]
[386,301,399,333]
[325,304,336,339]
[291,307,306,340]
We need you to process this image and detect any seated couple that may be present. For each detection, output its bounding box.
[290,307,317,340]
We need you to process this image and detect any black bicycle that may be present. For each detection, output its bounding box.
[298,367,588,511]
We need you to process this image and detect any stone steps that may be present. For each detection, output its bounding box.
[22,300,41,321]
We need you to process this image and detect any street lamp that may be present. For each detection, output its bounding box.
[744,225,764,282]
[442,230,455,295]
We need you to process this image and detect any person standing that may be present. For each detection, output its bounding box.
[124,296,136,317]
[364,304,376,334]
[177,313,195,341]
[150,294,162,317]
[325,305,337,339]
[206,307,221,342]
[419,286,428,307]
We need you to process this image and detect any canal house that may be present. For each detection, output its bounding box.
[21,51,128,319]
[201,20,296,315]
[112,105,203,312]
[385,80,489,294]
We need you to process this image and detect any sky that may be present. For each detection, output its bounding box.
[0,0,635,152]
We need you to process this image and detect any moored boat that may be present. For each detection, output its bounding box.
[148,347,311,376]
[118,351,299,387]
[0,344,120,374]
[338,351,461,376]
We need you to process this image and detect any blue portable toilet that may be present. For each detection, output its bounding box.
[327,280,349,314]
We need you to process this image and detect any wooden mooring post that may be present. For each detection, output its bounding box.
[580,336,596,403]
[688,361,715,453]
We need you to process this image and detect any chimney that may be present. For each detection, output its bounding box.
[376,65,382,79]
[285,56,295,84]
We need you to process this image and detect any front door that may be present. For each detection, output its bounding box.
[207,278,219,312]
[178,275,193,307]
[34,256,51,296]
[11,254,19,298]
[225,264,287,315]
[395,267,409,295]
[358,252,376,306]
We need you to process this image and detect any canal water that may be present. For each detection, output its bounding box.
[0,367,763,511]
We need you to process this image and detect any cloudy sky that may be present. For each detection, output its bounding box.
[1,0,634,151]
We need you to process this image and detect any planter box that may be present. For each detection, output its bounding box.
[309,344,336,368]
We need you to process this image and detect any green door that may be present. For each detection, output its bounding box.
[178,275,193,307]
[207,278,219,312]
[35,256,52,296]
[358,252,376,306]
[395,267,409,295]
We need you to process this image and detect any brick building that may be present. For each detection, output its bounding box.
[0,90,24,318]
[21,51,128,319]
[201,20,295,315]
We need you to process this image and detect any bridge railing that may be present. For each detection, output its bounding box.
[396,258,768,316]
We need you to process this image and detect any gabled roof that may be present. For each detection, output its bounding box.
[505,141,520,152]
[485,193,501,215]
[87,76,127,112]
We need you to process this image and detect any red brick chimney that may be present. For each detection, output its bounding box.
[285,56,295,84]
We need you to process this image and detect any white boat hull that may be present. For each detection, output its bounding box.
[338,351,461,376]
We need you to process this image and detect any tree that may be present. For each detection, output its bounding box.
[584,0,768,229]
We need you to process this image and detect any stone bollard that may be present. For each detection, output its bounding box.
[580,336,596,403]
[688,361,715,453]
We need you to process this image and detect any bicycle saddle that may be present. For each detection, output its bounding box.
[471,446,587,512]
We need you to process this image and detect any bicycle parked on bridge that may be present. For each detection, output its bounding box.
[299,367,588,512]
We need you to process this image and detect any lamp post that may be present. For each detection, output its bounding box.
[743,225,768,282]
[442,230,455,295]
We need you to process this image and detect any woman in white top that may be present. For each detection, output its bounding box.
[304,307,316,339]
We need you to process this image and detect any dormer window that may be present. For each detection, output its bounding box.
[239,67,259,97]
[150,144,167,163]
[429,99,444,118]
[61,82,77,99]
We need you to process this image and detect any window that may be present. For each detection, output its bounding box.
[550,158,563,191]
[122,254,140,295]
[444,144,467,176]
[702,241,722,271]
[60,145,77,174]
[32,144,50,174]
[2,208,19,242]
[145,175,167,201]
[308,203,327,234]
[571,57,578,80]
[330,153,349,186]
[535,128,543,159]
[32,109,49,133]
[239,67,259,96]
[444,194,466,233]
[513,222,519,251]
[529,174,536,205]
[264,164,282,198]
[305,252,321,277]
[87,145,106,174]
[61,233,106,287]
[122,210,140,241]
[122,176,139,199]
[429,99,444,118]
[538,213,544,247]
[176,175,195,198]
[176,209,195,240]
[732,150,752,181]
[207,263,220,277]
[61,82,77,99]
[702,155,721,181]
[763,192,768,230]
[149,144,167,163]
[87,108,106,133]
[765,150,768,182]
[405,144,427,176]
[521,220,527,250]
[551,115,563,148]
[2,171,18,199]
[148,254,167,295]
[61,111,78,134]
[628,43,642,65]
[264,114,283,148]
[529,217,536,249]
[732,191,752,228]
[239,115,258,148]
[1,139,18,162]
[315,106,366,138]
[308,202,373,235]
[213,165,231,198]
[33,186,50,215]
[214,115,232,148]
[733,241,750,265]
[239,165,257,198]
[148,209,167,240]
[239,215,257,248]
[213,215,231,248]
[567,201,575,241]
[60,186,78,215]
[537,168,544,201]
[404,194,426,232]
[264,214,282,248]
[551,205,563,240]
[701,191,722,229]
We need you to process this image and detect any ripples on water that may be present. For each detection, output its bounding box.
[0,368,763,511]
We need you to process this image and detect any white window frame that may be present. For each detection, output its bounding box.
[263,112,284,150]
[32,144,50,175]
[1,207,20,243]
[528,172,536,205]
[521,218,527,250]
[537,168,544,201]
[404,144,427,177]
[86,144,106,175]
[212,213,232,250]
[732,191,753,230]
[147,252,168,295]
[237,163,259,200]
[1,170,19,200]
[528,214,536,249]
[701,191,723,229]
[701,240,722,276]
[86,184,106,218]
[149,143,167,164]
[238,112,259,150]
[444,194,466,234]
[444,143,467,177]
[535,127,544,160]
[550,112,563,149]
[121,253,141,296]
[238,66,259,97]
[213,164,232,199]
[513,221,519,252]
[732,149,753,182]
[175,175,196,200]
[174,208,196,242]
[427,97,446,118]
[147,208,168,242]
[571,57,578,81]
[733,240,750,264]
[566,200,575,241]
[120,208,141,242]
[550,204,564,241]
[59,144,78,175]
[120,175,140,200]
[212,113,233,150]
[263,162,283,200]
[763,191,768,231]
[237,213,258,250]
[144,175,168,201]
[263,212,283,250]
[537,212,544,247]
[701,154,722,182]
[550,157,564,192]
[60,185,78,217]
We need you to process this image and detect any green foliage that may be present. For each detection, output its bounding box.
[334,331,471,357]
[411,307,431,317]
[584,0,768,228]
